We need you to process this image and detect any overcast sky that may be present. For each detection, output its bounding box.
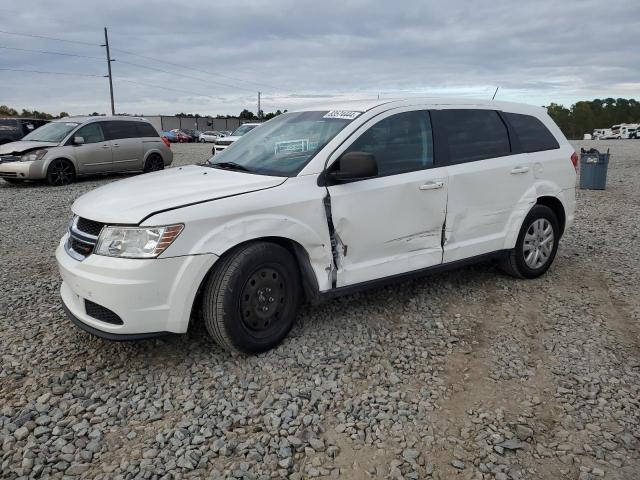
[1,0,639,116]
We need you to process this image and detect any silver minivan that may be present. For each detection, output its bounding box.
[0,116,173,185]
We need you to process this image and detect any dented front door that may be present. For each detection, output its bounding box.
[327,168,448,287]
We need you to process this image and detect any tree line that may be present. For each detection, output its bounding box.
[546,98,640,139]
[1,105,286,122]
[5,99,639,139]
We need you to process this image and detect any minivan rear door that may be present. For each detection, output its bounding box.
[104,121,143,171]
[431,109,535,263]
[326,109,448,287]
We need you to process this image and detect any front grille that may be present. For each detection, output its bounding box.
[66,216,102,260]
[77,217,104,237]
[85,300,123,325]
[0,172,17,177]
[216,140,233,146]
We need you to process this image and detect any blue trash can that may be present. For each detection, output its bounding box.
[579,148,609,190]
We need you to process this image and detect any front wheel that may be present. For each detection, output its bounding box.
[202,242,301,354]
[46,159,75,186]
[501,205,560,279]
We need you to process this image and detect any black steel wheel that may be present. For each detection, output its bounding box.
[202,242,301,353]
[46,159,75,186]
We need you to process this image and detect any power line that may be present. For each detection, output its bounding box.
[117,78,224,100]
[0,67,105,78]
[0,45,103,60]
[114,58,256,92]
[111,47,282,91]
[0,29,97,46]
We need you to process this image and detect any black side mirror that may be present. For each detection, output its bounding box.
[328,151,378,183]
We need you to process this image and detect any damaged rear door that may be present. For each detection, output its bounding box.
[325,109,448,287]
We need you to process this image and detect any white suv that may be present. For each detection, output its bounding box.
[57,99,576,353]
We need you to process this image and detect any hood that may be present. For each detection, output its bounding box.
[72,164,287,224]
[0,141,59,155]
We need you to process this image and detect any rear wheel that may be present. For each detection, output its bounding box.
[202,242,301,354]
[143,154,164,173]
[501,205,559,279]
[46,159,75,186]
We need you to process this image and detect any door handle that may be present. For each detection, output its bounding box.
[510,166,529,174]
[419,181,444,191]
[112,143,120,148]
[101,144,110,149]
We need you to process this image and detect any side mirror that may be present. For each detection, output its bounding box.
[73,136,85,145]
[328,151,378,183]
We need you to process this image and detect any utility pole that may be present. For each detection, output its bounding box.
[102,27,115,115]
[491,86,499,101]
[257,91,261,119]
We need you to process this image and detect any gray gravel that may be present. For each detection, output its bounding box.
[1,141,639,479]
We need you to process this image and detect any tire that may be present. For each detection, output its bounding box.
[202,242,301,354]
[199,138,205,143]
[46,159,75,186]
[2,178,23,185]
[143,154,164,173]
[501,205,560,279]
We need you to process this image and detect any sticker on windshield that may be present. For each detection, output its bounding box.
[323,110,361,120]
[275,139,309,155]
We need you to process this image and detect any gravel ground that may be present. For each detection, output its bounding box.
[1,141,639,480]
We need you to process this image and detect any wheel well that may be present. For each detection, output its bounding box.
[189,237,320,329]
[536,196,566,236]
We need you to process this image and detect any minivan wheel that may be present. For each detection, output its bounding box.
[501,205,560,279]
[202,242,301,354]
[46,159,75,186]
[143,154,164,173]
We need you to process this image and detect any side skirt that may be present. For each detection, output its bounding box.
[317,249,510,302]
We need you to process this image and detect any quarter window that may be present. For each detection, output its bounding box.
[74,123,105,144]
[344,110,434,176]
[433,109,510,164]
[502,112,559,152]
[136,122,159,137]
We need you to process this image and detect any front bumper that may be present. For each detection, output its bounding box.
[0,160,45,180]
[56,237,218,337]
[213,144,230,154]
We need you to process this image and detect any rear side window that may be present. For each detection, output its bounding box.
[503,112,559,152]
[104,121,140,140]
[433,109,510,164]
[345,110,434,176]
[136,122,159,137]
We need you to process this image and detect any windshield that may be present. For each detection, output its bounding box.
[22,121,79,143]
[207,111,357,176]
[231,124,258,136]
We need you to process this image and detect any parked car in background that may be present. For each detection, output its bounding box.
[0,116,172,185]
[610,124,639,139]
[170,129,191,143]
[0,118,49,145]
[181,129,201,142]
[211,122,261,155]
[161,130,178,142]
[199,131,223,142]
[57,99,575,354]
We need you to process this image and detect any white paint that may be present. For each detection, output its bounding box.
[58,97,577,337]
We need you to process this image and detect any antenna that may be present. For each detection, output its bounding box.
[491,87,499,101]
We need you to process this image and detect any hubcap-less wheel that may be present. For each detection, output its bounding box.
[49,160,73,185]
[240,266,287,339]
[144,156,164,172]
[523,218,554,269]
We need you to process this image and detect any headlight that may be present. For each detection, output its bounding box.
[94,224,184,258]
[21,149,47,162]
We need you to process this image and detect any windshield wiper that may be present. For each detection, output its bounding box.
[210,161,253,172]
